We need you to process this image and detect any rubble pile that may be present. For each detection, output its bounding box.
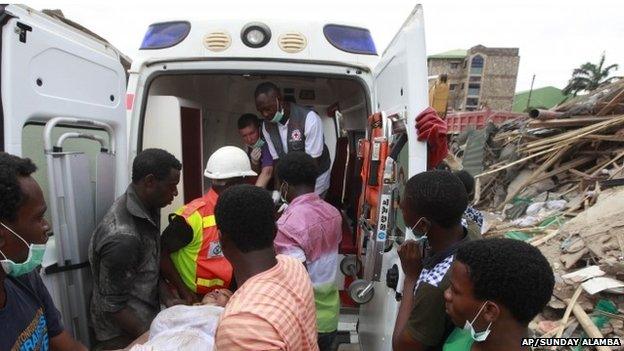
[455,79,624,348]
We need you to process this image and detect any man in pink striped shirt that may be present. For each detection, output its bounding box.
[214,184,319,351]
[274,152,342,351]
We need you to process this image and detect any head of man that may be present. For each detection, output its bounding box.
[204,146,257,193]
[454,170,475,201]
[254,82,283,122]
[276,151,318,203]
[132,148,182,210]
[214,184,276,264]
[400,170,468,238]
[0,153,50,272]
[444,238,554,335]
[237,114,262,147]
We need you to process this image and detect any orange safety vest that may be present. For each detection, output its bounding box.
[170,189,233,295]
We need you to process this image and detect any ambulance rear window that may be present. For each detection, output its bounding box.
[323,24,377,55]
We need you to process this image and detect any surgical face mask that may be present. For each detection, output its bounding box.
[0,222,47,277]
[252,138,265,149]
[279,181,289,204]
[409,217,428,244]
[271,98,284,123]
[463,301,492,342]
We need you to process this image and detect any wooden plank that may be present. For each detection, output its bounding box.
[571,304,611,351]
[499,146,570,210]
[597,89,624,116]
[568,168,593,179]
[581,134,624,142]
[529,116,612,129]
[529,156,594,185]
[590,149,624,177]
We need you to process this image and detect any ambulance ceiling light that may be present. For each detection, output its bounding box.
[323,24,377,55]
[241,22,271,48]
[140,21,191,50]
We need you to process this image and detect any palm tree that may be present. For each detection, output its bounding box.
[563,53,619,96]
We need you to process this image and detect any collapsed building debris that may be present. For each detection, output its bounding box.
[453,79,624,349]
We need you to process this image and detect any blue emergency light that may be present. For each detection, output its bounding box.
[140,21,191,50]
[323,24,377,55]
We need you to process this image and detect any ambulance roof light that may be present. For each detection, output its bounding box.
[140,21,191,50]
[241,22,271,48]
[323,24,377,55]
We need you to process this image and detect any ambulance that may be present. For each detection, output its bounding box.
[1,4,429,349]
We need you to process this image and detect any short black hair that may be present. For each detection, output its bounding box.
[237,113,261,130]
[454,170,475,196]
[254,82,280,99]
[456,238,554,325]
[132,148,182,183]
[215,184,276,253]
[276,152,318,187]
[0,153,38,222]
[403,170,467,228]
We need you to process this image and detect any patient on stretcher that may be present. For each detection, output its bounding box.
[127,289,232,351]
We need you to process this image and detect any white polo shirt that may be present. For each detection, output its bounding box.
[262,110,331,195]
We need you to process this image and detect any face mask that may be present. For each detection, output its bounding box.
[252,138,265,149]
[463,301,492,342]
[409,217,428,244]
[271,98,284,123]
[279,181,289,204]
[0,222,47,277]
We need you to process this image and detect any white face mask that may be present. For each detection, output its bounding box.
[279,181,289,204]
[409,217,428,244]
[463,301,493,342]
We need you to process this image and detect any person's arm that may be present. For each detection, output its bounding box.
[216,313,285,351]
[160,214,198,305]
[97,237,148,339]
[160,252,198,305]
[50,331,87,351]
[304,111,325,165]
[255,165,273,188]
[392,240,425,351]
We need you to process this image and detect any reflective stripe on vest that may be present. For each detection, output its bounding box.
[169,190,233,294]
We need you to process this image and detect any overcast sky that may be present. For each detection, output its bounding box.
[25,0,623,92]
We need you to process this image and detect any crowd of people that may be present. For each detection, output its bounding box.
[0,82,555,351]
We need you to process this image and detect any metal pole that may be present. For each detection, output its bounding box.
[526,74,536,110]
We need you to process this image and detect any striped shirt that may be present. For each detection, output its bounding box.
[215,255,319,351]
[274,193,342,333]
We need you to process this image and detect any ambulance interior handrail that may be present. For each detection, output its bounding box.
[44,117,116,154]
[55,132,109,152]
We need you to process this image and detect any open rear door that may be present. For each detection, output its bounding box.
[1,5,128,347]
[357,5,428,350]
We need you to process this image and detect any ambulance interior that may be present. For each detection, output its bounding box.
[142,73,371,243]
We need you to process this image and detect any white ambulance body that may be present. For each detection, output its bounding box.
[1,4,429,350]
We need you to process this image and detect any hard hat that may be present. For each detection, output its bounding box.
[204,146,257,180]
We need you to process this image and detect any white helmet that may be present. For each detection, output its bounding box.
[204,146,257,180]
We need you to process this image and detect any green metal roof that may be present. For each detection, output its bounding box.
[427,49,467,60]
[512,86,570,113]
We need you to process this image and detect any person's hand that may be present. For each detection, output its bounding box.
[250,147,262,165]
[398,240,424,280]
[415,107,448,169]
[178,286,199,305]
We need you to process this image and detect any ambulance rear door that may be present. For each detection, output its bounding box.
[358,5,428,350]
[1,5,128,347]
